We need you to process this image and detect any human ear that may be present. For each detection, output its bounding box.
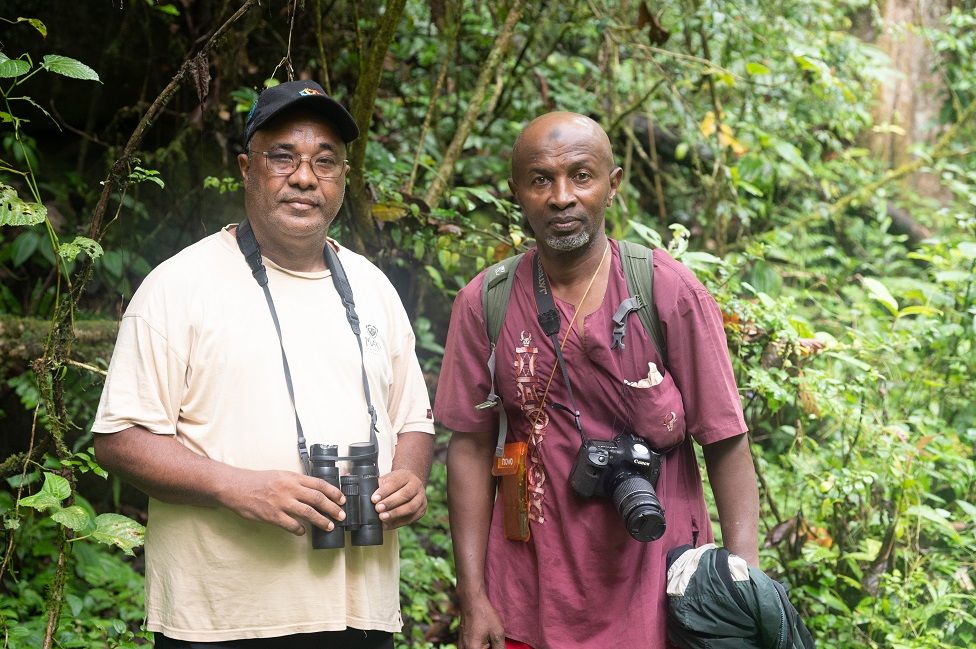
[238,152,251,182]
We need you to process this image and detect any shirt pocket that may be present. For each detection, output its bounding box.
[619,363,687,449]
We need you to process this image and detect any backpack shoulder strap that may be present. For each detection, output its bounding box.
[476,253,525,457]
[481,253,525,347]
[618,240,667,366]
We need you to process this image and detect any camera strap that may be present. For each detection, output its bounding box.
[235,220,380,474]
[532,252,587,444]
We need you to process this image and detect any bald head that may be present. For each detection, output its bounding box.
[511,112,615,178]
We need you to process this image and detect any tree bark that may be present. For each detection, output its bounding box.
[346,0,410,251]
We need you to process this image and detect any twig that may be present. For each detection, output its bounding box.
[406,13,458,196]
[66,359,108,376]
[424,0,527,209]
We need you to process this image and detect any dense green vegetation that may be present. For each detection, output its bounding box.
[1,1,974,647]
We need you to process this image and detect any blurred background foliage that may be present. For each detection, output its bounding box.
[1,0,974,647]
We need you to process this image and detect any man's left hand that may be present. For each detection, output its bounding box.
[373,469,428,529]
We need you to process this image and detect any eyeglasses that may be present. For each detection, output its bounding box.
[249,150,348,180]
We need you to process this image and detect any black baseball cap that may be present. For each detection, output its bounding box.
[243,80,359,146]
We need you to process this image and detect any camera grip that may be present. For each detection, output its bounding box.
[492,441,530,542]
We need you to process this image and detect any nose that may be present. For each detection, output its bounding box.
[548,177,576,211]
[287,156,319,190]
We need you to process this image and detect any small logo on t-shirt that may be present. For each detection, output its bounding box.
[364,323,380,351]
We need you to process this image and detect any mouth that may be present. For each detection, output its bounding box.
[280,197,319,210]
[548,216,583,232]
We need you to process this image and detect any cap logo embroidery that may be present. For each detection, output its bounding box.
[299,87,322,96]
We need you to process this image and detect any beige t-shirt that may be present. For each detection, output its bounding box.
[92,226,434,641]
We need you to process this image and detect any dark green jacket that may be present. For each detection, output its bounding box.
[666,544,816,649]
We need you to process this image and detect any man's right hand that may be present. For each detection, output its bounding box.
[217,469,347,537]
[458,592,506,649]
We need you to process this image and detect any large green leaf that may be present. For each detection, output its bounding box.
[17,472,70,512]
[861,277,898,316]
[91,513,145,555]
[51,505,95,533]
[40,54,100,82]
[0,183,47,226]
[772,140,813,176]
[0,53,30,78]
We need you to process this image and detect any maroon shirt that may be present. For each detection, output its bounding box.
[435,241,746,649]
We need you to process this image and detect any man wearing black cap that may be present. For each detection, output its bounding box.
[92,80,435,648]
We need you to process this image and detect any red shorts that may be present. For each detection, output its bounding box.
[505,640,533,649]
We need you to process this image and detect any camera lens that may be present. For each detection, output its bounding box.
[611,475,666,542]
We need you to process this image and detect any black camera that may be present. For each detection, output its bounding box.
[568,433,666,542]
[308,442,384,549]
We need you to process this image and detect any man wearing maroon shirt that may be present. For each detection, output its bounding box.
[434,112,760,649]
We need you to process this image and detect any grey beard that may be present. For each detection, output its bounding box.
[545,230,591,251]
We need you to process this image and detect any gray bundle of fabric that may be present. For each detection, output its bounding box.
[666,544,816,649]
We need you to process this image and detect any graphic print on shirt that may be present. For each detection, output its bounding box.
[514,331,547,524]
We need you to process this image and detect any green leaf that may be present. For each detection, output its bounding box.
[674,142,689,161]
[17,472,70,512]
[91,513,145,555]
[628,220,663,248]
[154,3,181,15]
[0,54,31,78]
[58,236,103,263]
[896,305,942,319]
[957,241,976,259]
[51,505,95,533]
[825,351,872,372]
[772,141,813,176]
[746,62,770,75]
[10,230,40,266]
[16,17,47,37]
[40,54,100,82]
[1,183,47,226]
[935,270,971,283]
[861,277,898,315]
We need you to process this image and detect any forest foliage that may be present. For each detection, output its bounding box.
[1,1,975,647]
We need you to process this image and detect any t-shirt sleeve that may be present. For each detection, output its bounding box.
[433,276,498,434]
[91,313,187,436]
[655,255,747,445]
[385,283,435,437]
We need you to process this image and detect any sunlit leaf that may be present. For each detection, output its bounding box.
[16,17,48,37]
[58,235,103,263]
[773,140,813,176]
[17,472,70,512]
[41,54,100,82]
[0,54,31,78]
[91,513,145,555]
[861,277,898,316]
[896,305,942,318]
[746,62,770,75]
[51,505,95,533]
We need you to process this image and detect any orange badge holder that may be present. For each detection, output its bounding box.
[492,441,531,542]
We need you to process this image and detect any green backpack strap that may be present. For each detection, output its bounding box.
[618,240,667,367]
[476,253,525,456]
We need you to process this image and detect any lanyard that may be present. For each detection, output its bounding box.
[531,252,588,445]
[235,220,379,474]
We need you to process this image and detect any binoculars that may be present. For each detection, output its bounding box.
[309,442,384,549]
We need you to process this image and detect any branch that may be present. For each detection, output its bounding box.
[87,0,260,240]
[423,0,527,209]
[345,0,409,248]
[829,97,976,219]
